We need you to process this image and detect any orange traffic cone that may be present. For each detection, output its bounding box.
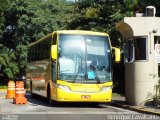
[6,81,15,99]
[13,81,27,104]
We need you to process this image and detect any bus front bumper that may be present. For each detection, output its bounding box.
[56,88,112,102]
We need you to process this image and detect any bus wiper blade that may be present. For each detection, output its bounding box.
[94,71,100,84]
[95,76,100,84]
[72,74,77,83]
[72,73,86,83]
[72,72,80,83]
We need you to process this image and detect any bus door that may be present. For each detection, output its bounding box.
[51,34,57,100]
[51,61,57,99]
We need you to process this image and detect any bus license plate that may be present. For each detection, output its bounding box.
[81,95,91,99]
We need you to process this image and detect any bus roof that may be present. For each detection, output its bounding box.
[29,30,109,47]
[55,30,109,36]
[29,33,52,47]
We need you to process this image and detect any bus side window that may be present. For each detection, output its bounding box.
[28,47,32,62]
[37,43,41,60]
[36,44,38,60]
[42,40,46,59]
[39,43,43,59]
[32,46,36,61]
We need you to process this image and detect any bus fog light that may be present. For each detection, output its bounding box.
[101,86,112,92]
[57,85,71,91]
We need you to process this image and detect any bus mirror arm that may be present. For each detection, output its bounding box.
[112,47,121,63]
[51,45,57,60]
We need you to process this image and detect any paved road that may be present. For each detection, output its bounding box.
[0,91,159,120]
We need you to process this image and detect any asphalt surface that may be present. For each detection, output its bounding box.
[0,90,136,113]
[0,90,160,120]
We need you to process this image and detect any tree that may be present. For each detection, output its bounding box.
[15,45,28,75]
[68,0,123,46]
[0,0,10,44]
[0,0,76,80]
[0,44,19,80]
[122,0,160,17]
[3,0,75,48]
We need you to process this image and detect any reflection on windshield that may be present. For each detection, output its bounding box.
[58,34,111,83]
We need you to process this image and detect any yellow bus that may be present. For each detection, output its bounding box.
[26,30,120,104]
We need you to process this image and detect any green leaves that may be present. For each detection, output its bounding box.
[68,0,123,47]
[124,0,139,9]
[15,45,28,73]
[3,63,19,80]
[85,7,100,19]
[0,0,76,80]
[0,44,18,79]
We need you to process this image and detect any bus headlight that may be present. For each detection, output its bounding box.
[57,85,71,91]
[101,86,112,92]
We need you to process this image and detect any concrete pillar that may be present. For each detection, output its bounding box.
[116,17,160,106]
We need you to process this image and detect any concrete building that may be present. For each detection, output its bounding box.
[116,6,160,106]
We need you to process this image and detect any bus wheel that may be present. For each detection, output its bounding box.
[30,81,34,98]
[47,86,53,105]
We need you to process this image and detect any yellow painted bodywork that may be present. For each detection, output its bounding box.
[112,47,121,63]
[51,80,112,102]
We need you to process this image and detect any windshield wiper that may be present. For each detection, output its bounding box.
[72,73,79,83]
[72,73,85,83]
[94,70,100,84]
[89,65,101,84]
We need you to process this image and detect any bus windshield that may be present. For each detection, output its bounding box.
[58,34,112,83]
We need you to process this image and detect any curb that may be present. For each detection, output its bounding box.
[111,102,160,116]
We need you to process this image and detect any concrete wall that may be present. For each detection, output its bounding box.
[116,17,160,105]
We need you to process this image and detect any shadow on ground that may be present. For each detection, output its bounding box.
[25,92,108,108]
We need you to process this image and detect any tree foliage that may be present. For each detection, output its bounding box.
[68,0,123,47]
[2,0,75,48]
[0,44,19,79]
[0,0,76,80]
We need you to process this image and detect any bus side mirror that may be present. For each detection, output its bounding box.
[112,47,120,63]
[51,45,57,60]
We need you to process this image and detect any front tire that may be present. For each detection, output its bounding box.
[30,81,34,98]
[47,86,53,105]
